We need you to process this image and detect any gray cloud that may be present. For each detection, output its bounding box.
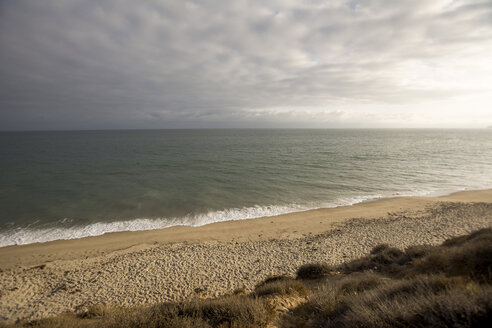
[1,0,491,130]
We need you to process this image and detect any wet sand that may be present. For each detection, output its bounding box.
[0,189,491,323]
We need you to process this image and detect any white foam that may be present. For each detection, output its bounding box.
[0,191,452,247]
[0,203,314,247]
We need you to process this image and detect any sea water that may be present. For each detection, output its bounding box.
[1,129,491,246]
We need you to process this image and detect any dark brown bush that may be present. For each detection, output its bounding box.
[340,245,407,274]
[297,263,334,280]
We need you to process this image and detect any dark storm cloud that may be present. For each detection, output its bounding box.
[0,0,491,130]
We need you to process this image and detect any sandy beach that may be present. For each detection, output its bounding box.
[0,189,491,323]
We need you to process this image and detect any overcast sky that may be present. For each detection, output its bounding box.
[1,0,491,130]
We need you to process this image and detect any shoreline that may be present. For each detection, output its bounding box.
[0,189,491,270]
[0,189,491,323]
[2,188,489,249]
[0,191,421,248]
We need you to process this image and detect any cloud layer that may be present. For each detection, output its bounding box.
[1,0,491,129]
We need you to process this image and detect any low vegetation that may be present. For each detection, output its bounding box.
[7,228,491,327]
[291,227,492,327]
[12,296,275,328]
[253,275,309,297]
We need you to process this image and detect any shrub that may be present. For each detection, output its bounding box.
[340,245,407,274]
[297,264,335,280]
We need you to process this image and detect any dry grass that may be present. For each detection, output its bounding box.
[123,296,275,328]
[253,276,309,297]
[294,274,491,328]
[338,272,386,295]
[410,231,492,281]
[14,295,275,328]
[291,227,492,327]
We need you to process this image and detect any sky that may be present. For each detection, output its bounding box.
[0,0,491,130]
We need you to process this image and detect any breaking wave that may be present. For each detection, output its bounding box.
[0,194,387,247]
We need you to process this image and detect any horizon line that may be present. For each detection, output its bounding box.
[0,127,491,133]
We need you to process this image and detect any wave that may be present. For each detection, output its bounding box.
[3,185,483,247]
[0,194,392,247]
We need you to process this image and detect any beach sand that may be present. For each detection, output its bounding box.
[0,189,491,323]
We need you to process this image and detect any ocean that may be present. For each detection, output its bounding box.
[1,129,491,247]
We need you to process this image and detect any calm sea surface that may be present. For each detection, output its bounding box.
[1,129,491,246]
